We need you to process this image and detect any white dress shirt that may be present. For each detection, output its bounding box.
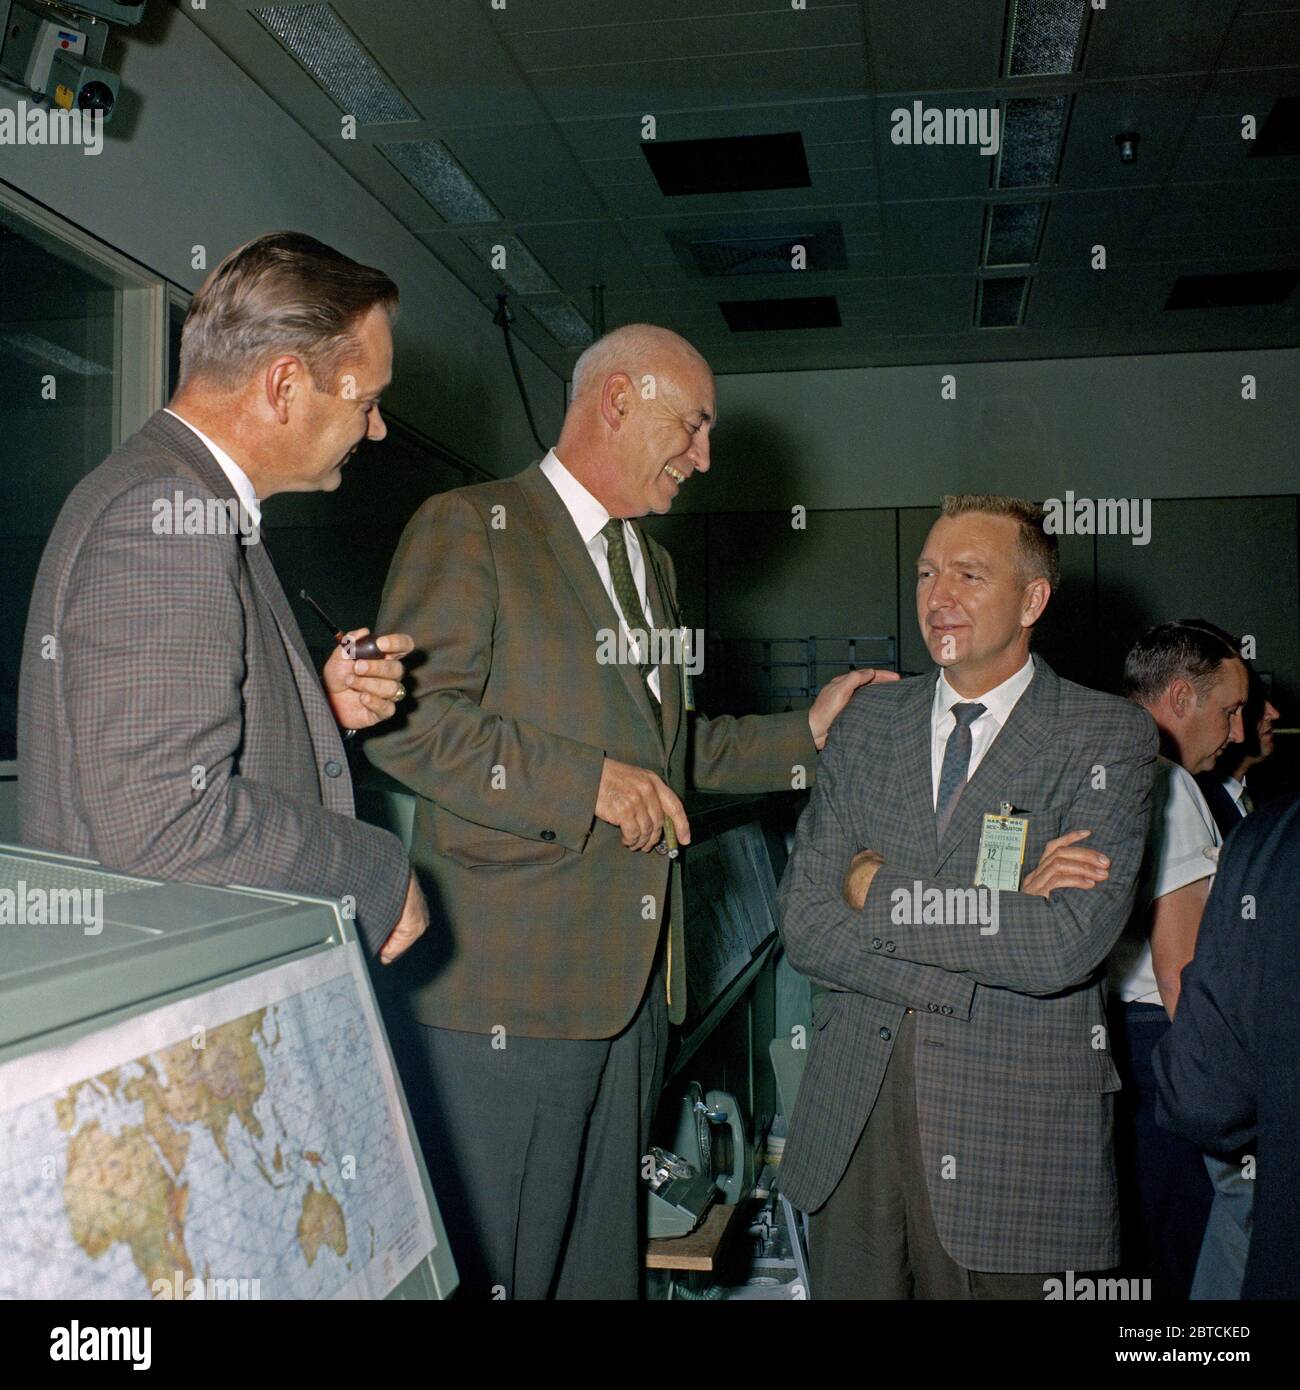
[164,408,262,527]
[540,448,660,699]
[929,655,1035,809]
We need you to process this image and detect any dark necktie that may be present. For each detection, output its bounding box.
[936,702,987,838]
[601,518,660,735]
[1239,786,1255,815]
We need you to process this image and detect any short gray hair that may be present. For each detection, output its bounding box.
[178,230,398,392]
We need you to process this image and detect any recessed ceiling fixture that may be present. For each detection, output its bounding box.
[1005,0,1087,77]
[668,223,848,278]
[719,296,841,331]
[983,202,1045,266]
[996,96,1068,188]
[379,141,501,223]
[1250,97,1300,158]
[461,234,556,295]
[977,276,1030,327]
[1166,271,1300,310]
[253,4,418,124]
[642,132,812,196]
[529,301,594,347]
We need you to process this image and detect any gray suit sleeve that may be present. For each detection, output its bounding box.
[59,479,409,954]
[777,710,982,1014]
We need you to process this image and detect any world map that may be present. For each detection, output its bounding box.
[0,946,435,1299]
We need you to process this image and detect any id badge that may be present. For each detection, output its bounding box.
[975,806,1028,892]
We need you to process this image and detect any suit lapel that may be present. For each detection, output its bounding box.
[517,463,665,751]
[935,659,1056,871]
[896,673,942,868]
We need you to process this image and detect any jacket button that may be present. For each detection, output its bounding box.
[885,940,896,952]
[871,937,883,950]
[941,1005,953,1016]
[540,829,556,841]
[927,1003,939,1012]
[878,1027,891,1041]
[323,760,342,778]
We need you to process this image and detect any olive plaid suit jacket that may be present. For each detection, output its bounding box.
[17,410,410,952]
[365,460,818,1040]
[777,659,1157,1273]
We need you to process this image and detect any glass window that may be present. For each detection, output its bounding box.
[0,198,163,760]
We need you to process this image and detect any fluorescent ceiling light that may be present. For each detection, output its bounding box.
[461,234,556,295]
[528,301,593,347]
[997,96,1067,188]
[1006,0,1087,77]
[380,141,501,223]
[983,202,1045,265]
[977,276,1030,327]
[253,4,418,125]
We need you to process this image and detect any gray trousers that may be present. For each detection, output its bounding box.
[1190,1155,1253,1300]
[412,947,668,1300]
[809,1009,1068,1299]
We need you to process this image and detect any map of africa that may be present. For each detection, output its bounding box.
[0,946,435,1299]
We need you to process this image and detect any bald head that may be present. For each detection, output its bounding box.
[571,323,709,403]
[557,323,716,519]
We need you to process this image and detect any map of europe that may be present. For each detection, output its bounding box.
[0,947,434,1299]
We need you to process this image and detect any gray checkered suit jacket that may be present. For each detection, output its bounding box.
[777,658,1157,1272]
[17,410,410,953]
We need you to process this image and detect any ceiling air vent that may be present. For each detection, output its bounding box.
[1250,97,1300,159]
[719,296,841,332]
[253,5,418,124]
[669,222,847,277]
[642,132,811,196]
[1166,271,1299,310]
[977,277,1031,327]
[1005,0,1087,77]
[996,96,1068,188]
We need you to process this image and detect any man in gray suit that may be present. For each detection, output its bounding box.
[778,494,1157,1298]
[19,231,425,964]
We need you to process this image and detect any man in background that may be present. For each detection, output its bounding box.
[1187,665,1280,1297]
[366,323,889,1299]
[1154,791,1300,1300]
[1108,619,1247,1298]
[19,231,424,965]
[1196,669,1279,841]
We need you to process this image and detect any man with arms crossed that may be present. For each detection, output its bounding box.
[778,495,1157,1298]
[366,324,889,1299]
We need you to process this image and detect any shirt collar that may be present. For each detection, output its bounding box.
[164,408,261,525]
[1224,775,1245,803]
[539,448,615,547]
[934,654,1035,728]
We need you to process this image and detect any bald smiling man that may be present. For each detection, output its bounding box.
[365,324,895,1299]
